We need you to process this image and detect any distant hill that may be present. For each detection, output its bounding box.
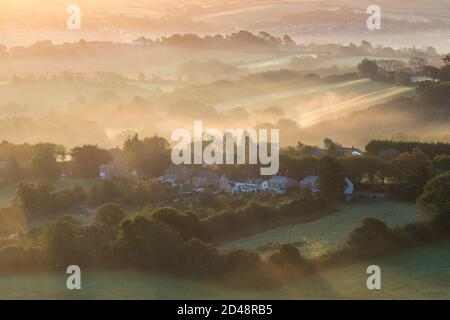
[300,96,450,147]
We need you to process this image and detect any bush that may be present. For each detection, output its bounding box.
[432,155,450,175]
[181,238,221,277]
[41,217,85,267]
[17,180,86,217]
[94,203,126,229]
[151,207,204,241]
[346,218,400,257]
[417,172,450,219]
[113,215,183,270]
[268,244,307,267]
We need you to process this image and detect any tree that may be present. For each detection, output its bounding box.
[388,149,431,201]
[395,70,411,86]
[181,238,221,276]
[121,179,165,206]
[17,180,85,217]
[416,80,450,105]
[71,145,112,178]
[417,172,450,219]
[89,180,121,205]
[114,215,183,269]
[151,207,203,241]
[318,156,345,201]
[438,65,450,81]
[268,244,308,268]
[389,148,431,187]
[29,146,60,180]
[123,134,171,178]
[298,186,315,212]
[432,155,450,175]
[41,216,85,266]
[346,218,398,257]
[94,203,126,229]
[323,138,341,157]
[357,59,379,78]
[423,65,440,79]
[17,180,54,216]
[339,156,384,185]
[360,40,373,51]
[443,54,450,66]
[282,34,296,47]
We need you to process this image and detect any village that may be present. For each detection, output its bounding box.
[97,144,358,200]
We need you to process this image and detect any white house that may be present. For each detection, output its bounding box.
[257,176,297,194]
[232,181,260,193]
[259,180,284,194]
[299,176,354,201]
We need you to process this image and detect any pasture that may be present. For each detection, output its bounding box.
[220,201,421,257]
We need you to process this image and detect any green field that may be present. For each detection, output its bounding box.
[0,198,447,300]
[0,240,448,299]
[317,56,408,68]
[238,55,408,73]
[220,201,421,257]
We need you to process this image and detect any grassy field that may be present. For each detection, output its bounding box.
[214,78,413,126]
[296,85,412,127]
[194,1,320,22]
[317,56,408,68]
[1,240,448,299]
[220,201,422,257]
[238,55,407,73]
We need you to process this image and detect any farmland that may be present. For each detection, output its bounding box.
[214,78,413,127]
[220,201,421,257]
[1,239,448,299]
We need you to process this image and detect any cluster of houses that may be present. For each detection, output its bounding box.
[154,164,354,200]
[96,148,355,200]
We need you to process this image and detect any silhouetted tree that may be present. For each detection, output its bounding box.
[417,172,450,219]
[357,59,379,78]
[71,145,112,178]
[318,156,345,201]
[29,146,60,180]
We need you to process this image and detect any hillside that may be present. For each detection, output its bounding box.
[300,96,450,147]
